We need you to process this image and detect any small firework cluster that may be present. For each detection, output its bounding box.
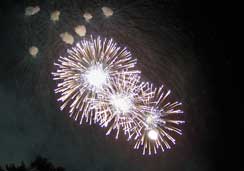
[25,5,114,58]
[52,36,184,155]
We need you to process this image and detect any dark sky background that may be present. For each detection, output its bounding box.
[0,0,239,171]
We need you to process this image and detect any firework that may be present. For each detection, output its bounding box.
[59,32,74,45]
[101,6,114,17]
[28,46,39,58]
[134,84,185,155]
[52,36,139,125]
[92,74,152,139]
[50,10,61,23]
[74,25,86,37]
[25,6,40,16]
[22,1,186,156]
[83,12,93,22]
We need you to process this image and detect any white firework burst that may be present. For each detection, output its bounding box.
[134,84,185,155]
[92,74,153,139]
[52,36,140,124]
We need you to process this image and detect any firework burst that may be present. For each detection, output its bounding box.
[134,84,185,155]
[92,74,152,139]
[52,36,139,124]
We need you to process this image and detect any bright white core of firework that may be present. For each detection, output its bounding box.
[146,115,154,124]
[147,129,159,141]
[145,110,160,126]
[84,64,108,89]
[110,94,132,114]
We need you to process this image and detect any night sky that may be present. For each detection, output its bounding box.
[0,0,239,171]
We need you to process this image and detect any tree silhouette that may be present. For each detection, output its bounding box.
[5,162,26,171]
[0,156,65,171]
